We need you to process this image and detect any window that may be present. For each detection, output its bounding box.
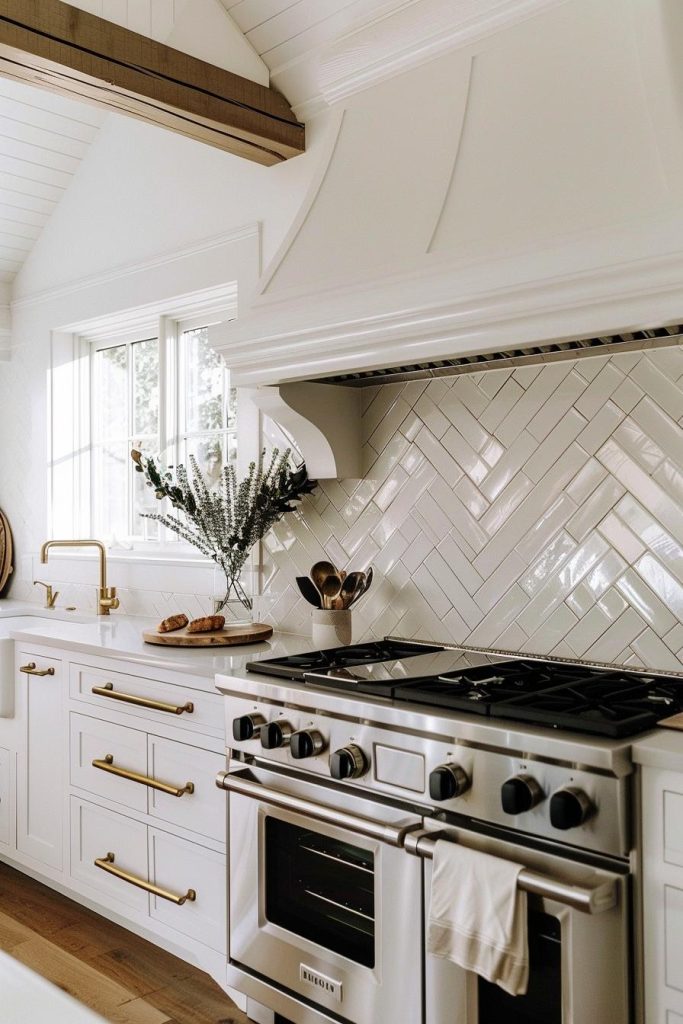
[89,322,236,547]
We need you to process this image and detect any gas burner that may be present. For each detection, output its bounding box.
[248,638,683,738]
[496,674,683,737]
[246,639,444,680]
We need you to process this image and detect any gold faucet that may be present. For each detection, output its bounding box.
[33,580,59,608]
[39,540,120,616]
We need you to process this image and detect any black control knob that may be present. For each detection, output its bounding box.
[501,775,544,815]
[232,713,265,742]
[550,788,593,830]
[260,720,293,750]
[291,729,326,759]
[330,745,367,780]
[429,764,470,801]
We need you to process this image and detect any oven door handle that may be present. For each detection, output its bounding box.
[405,831,618,914]
[216,769,420,847]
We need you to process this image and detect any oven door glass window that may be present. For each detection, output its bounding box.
[478,912,561,1024]
[264,817,375,967]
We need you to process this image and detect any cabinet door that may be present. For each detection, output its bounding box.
[149,827,226,953]
[70,713,147,813]
[148,734,226,842]
[70,797,148,913]
[16,653,63,870]
[0,746,10,847]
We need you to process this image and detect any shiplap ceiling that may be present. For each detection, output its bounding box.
[0,78,103,284]
[222,0,408,73]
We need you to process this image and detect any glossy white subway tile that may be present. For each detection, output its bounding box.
[630,356,683,422]
[566,476,625,542]
[574,362,624,419]
[576,401,624,455]
[614,567,677,635]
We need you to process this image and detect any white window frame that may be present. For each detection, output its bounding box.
[49,291,260,567]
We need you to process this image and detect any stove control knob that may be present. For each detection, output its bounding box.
[260,720,293,750]
[291,729,326,759]
[501,775,544,815]
[429,764,470,801]
[550,787,593,830]
[330,745,367,780]
[232,713,266,742]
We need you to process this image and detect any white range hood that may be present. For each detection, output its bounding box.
[213,0,683,387]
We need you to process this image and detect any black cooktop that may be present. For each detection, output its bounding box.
[245,639,446,680]
[247,641,683,738]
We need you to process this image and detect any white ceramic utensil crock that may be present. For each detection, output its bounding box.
[311,608,352,647]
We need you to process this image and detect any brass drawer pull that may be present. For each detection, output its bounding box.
[92,754,195,797]
[20,662,55,677]
[92,681,194,715]
[94,852,196,906]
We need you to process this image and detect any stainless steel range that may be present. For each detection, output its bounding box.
[216,638,683,1024]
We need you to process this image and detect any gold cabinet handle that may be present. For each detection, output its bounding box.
[94,852,196,906]
[92,682,194,715]
[20,662,55,677]
[92,754,195,797]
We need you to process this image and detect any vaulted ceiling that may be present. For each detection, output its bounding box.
[221,0,408,75]
[0,78,103,285]
[0,0,564,289]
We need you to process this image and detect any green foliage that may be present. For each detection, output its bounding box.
[130,448,316,589]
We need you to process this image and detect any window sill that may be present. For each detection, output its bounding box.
[43,548,216,570]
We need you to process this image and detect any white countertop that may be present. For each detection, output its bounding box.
[0,600,312,680]
[0,950,107,1023]
[632,728,683,773]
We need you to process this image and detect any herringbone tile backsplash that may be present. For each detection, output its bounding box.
[262,345,683,671]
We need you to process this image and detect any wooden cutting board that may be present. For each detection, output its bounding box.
[0,510,13,596]
[659,712,683,732]
[143,622,273,647]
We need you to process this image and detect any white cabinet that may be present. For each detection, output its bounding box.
[70,796,226,954]
[641,762,683,1023]
[149,827,226,953]
[0,747,10,847]
[71,796,149,913]
[0,643,228,987]
[15,652,63,870]
[70,713,225,842]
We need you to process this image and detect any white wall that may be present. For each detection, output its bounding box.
[0,1,328,610]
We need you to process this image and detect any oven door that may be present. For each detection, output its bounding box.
[222,764,423,1024]
[418,822,630,1024]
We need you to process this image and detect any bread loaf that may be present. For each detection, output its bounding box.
[187,614,225,634]
[157,613,188,633]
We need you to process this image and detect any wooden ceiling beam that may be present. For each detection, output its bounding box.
[0,0,305,165]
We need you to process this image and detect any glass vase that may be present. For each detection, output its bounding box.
[212,564,253,625]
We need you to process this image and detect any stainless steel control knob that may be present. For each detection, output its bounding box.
[330,744,367,780]
[291,729,326,759]
[232,713,266,742]
[429,763,470,801]
[260,720,293,750]
[550,787,593,830]
[501,775,544,815]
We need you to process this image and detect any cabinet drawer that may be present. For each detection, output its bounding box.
[70,664,222,737]
[71,797,148,912]
[71,714,148,812]
[148,735,225,842]
[0,747,10,846]
[149,827,226,953]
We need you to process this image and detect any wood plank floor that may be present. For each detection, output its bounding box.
[0,861,250,1024]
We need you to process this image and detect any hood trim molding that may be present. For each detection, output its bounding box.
[226,246,683,386]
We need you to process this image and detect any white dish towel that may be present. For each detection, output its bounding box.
[427,839,529,996]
